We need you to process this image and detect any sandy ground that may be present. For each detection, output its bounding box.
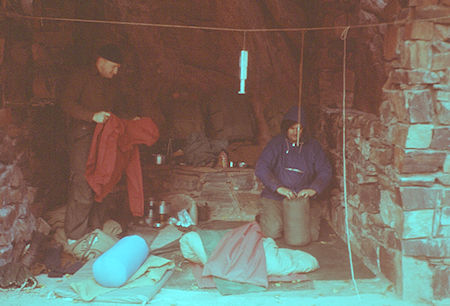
[0,287,421,306]
[2,277,446,306]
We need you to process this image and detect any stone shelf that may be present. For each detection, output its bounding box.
[143,164,262,221]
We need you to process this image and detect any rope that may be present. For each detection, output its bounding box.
[6,12,450,33]
[296,31,305,147]
[340,26,360,298]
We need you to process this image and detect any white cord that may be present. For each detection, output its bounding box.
[341,26,360,298]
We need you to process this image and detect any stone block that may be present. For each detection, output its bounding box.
[405,124,433,149]
[409,0,439,6]
[384,25,399,60]
[0,165,12,187]
[228,172,256,191]
[402,256,434,302]
[0,186,7,205]
[358,183,380,213]
[380,247,402,289]
[402,237,450,257]
[394,148,446,174]
[388,69,407,84]
[403,41,431,69]
[445,155,450,173]
[199,188,234,204]
[404,89,433,123]
[0,230,12,245]
[170,173,200,192]
[404,21,434,40]
[384,229,402,250]
[369,143,394,166]
[432,266,450,299]
[415,5,450,20]
[442,207,450,226]
[400,186,447,210]
[204,172,228,183]
[439,225,450,237]
[436,173,450,186]
[430,128,450,150]
[0,244,13,267]
[8,187,25,204]
[436,101,450,125]
[0,205,17,231]
[435,24,450,42]
[401,69,440,84]
[362,120,387,140]
[358,236,378,270]
[388,124,408,146]
[437,91,450,102]
[432,52,450,71]
[9,166,24,189]
[379,99,396,125]
[235,193,259,217]
[380,190,403,233]
[398,174,435,186]
[402,209,434,239]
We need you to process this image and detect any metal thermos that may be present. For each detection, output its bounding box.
[145,200,155,225]
[159,201,169,222]
[283,197,311,246]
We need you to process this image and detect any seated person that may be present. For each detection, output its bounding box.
[255,105,332,241]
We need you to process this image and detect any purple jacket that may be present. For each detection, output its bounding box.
[255,106,332,201]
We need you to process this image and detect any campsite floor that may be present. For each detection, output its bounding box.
[0,220,444,305]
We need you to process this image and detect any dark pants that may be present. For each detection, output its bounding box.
[258,197,322,241]
[64,126,107,240]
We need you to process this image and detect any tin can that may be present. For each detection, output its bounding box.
[218,151,228,168]
[238,161,247,168]
[156,154,163,165]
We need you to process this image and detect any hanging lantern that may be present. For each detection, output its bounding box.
[238,50,248,94]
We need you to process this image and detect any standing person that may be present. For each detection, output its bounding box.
[61,43,139,240]
[255,105,332,241]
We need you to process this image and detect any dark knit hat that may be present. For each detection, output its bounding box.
[97,43,123,64]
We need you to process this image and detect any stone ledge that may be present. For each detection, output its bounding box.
[144,164,261,221]
[402,237,450,257]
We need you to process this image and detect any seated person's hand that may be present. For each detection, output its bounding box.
[276,186,296,200]
[92,111,111,124]
[297,188,317,198]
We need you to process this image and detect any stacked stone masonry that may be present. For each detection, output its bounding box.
[315,0,449,301]
[144,165,262,222]
[0,127,36,266]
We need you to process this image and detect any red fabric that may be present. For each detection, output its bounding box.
[86,114,159,216]
[202,221,269,288]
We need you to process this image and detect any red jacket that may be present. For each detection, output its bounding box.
[86,114,159,216]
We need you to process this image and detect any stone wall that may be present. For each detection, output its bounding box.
[144,165,261,221]
[314,0,450,301]
[0,125,36,266]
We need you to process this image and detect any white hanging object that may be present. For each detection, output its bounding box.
[238,50,248,94]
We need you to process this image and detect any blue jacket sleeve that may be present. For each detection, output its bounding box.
[255,139,282,193]
[309,141,332,194]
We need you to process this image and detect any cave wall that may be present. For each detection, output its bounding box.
[0,0,448,301]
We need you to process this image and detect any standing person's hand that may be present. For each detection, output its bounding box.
[92,111,111,123]
[297,188,317,198]
[276,187,297,200]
